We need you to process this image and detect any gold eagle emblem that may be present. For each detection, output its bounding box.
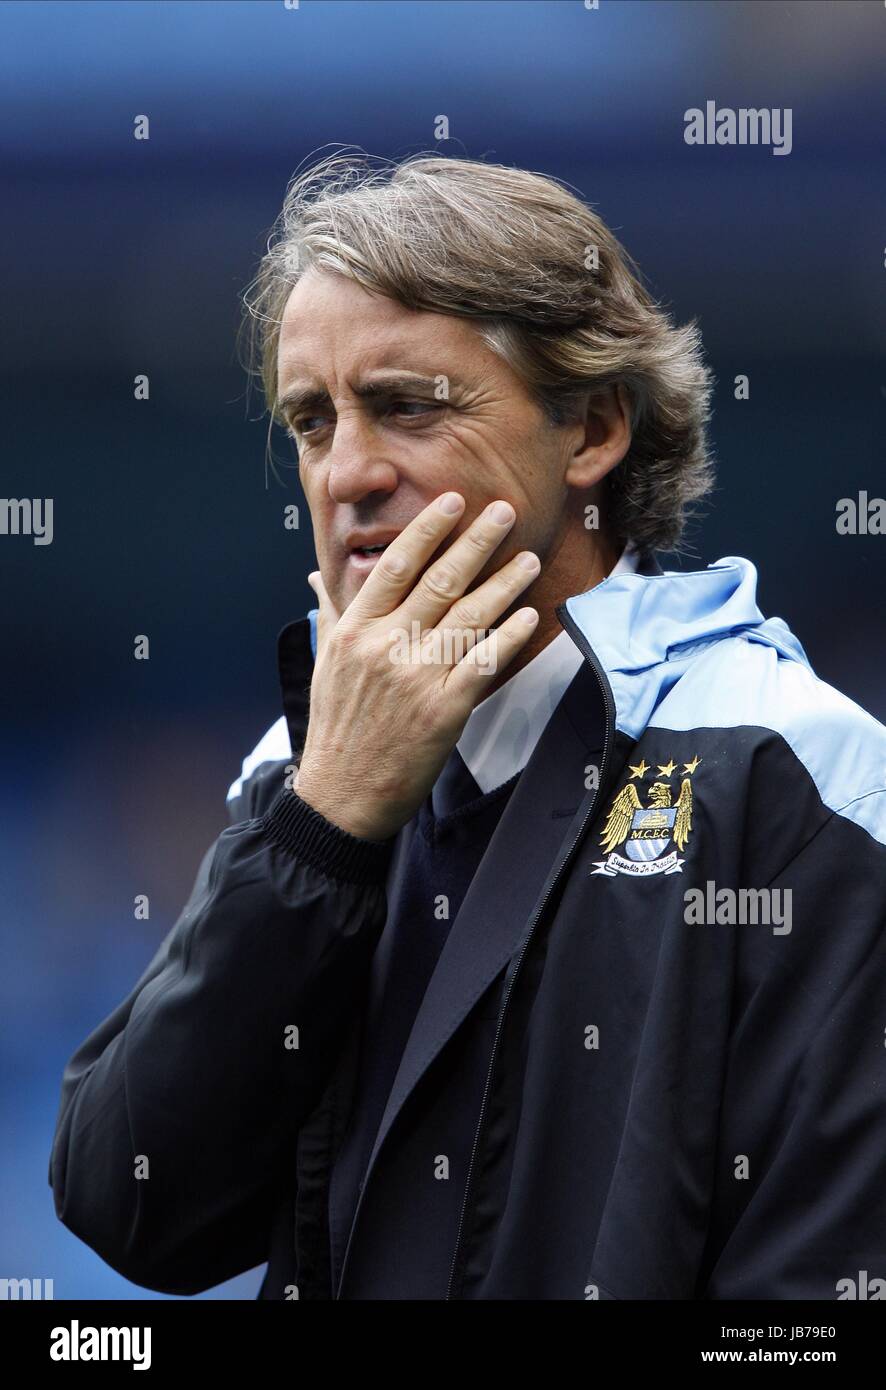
[599,776,694,854]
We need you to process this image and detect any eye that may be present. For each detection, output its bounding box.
[389,399,438,419]
[286,399,439,438]
[289,415,327,436]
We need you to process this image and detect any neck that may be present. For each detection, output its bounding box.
[483,530,620,699]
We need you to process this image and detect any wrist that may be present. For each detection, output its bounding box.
[262,787,394,884]
[295,767,388,842]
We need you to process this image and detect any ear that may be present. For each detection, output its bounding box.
[563,383,632,489]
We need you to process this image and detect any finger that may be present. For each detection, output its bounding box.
[433,549,541,660]
[444,606,540,710]
[307,569,340,659]
[345,492,466,623]
[396,498,518,630]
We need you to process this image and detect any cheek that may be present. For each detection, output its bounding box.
[300,469,330,526]
[432,420,520,498]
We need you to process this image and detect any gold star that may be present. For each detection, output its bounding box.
[683,755,702,775]
[657,760,677,778]
[628,760,649,780]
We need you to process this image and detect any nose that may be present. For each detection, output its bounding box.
[326,412,398,505]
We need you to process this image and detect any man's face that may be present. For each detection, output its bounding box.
[276,268,576,614]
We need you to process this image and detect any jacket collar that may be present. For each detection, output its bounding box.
[561,553,811,740]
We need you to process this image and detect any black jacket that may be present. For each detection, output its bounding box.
[50,555,886,1299]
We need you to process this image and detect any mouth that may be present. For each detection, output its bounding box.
[348,541,393,571]
[344,526,405,573]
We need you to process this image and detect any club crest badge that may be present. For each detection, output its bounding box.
[591,756,700,877]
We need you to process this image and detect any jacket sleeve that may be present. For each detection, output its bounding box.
[49,777,393,1296]
[703,795,886,1299]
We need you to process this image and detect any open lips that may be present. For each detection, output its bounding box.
[346,530,403,570]
[347,538,397,571]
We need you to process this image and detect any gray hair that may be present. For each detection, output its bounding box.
[240,150,715,554]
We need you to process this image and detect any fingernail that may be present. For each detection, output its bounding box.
[438,492,463,514]
[490,501,514,525]
[517,551,540,572]
[518,607,539,625]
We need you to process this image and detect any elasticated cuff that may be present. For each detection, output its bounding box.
[260,787,395,886]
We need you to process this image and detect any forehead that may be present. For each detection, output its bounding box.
[276,269,490,386]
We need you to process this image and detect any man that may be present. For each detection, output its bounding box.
[50,153,886,1300]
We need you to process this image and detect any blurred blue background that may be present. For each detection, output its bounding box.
[1,0,883,1298]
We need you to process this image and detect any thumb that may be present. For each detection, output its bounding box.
[307,569,340,659]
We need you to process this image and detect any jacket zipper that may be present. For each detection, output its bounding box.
[445,605,617,1300]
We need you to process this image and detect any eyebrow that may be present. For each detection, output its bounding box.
[276,371,452,421]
